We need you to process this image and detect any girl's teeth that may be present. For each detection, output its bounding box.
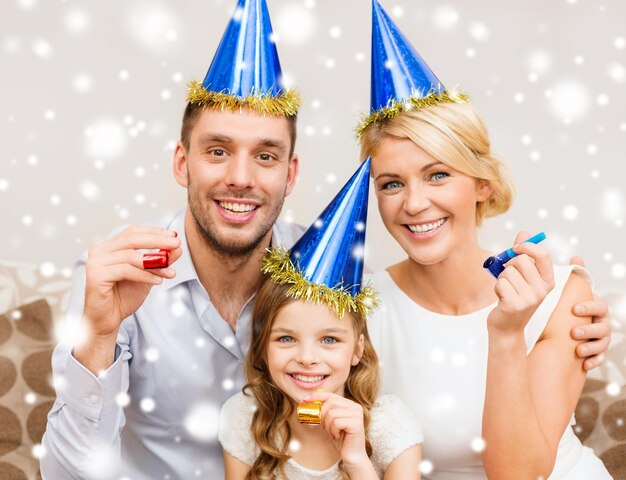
[408,218,445,233]
[292,374,325,383]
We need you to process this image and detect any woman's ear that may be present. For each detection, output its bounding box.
[476,179,493,202]
[351,334,365,366]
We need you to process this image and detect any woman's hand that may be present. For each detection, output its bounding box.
[487,232,555,335]
[301,391,370,469]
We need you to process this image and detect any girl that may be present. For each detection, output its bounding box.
[219,159,423,479]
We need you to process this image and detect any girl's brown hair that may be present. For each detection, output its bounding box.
[360,101,515,225]
[243,275,380,479]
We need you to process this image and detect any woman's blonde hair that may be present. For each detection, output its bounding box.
[360,102,514,225]
[243,275,380,479]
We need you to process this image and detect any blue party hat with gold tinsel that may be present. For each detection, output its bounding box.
[187,0,300,116]
[356,0,469,136]
[262,158,377,318]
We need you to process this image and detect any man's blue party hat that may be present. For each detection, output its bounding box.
[262,158,377,318]
[357,0,469,136]
[187,0,300,116]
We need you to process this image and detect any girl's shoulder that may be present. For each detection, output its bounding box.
[368,394,423,475]
[219,391,259,467]
[222,390,257,415]
[370,394,421,429]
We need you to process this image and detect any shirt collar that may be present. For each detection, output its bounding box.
[160,212,305,291]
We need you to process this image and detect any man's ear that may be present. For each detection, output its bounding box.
[351,334,365,366]
[476,179,493,202]
[173,141,189,188]
[284,153,299,197]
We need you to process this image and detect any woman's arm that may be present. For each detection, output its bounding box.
[383,445,421,480]
[224,452,251,480]
[483,252,591,479]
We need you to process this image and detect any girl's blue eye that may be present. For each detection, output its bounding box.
[430,172,449,182]
[278,336,294,343]
[321,337,338,345]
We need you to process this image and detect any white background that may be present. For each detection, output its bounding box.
[1,0,625,294]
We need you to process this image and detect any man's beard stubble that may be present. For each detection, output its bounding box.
[187,183,285,259]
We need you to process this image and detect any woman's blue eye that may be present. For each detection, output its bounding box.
[430,172,449,182]
[381,181,402,190]
[278,336,294,343]
[321,337,338,345]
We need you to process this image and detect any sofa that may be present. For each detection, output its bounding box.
[0,261,624,479]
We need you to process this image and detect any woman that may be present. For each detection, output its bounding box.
[358,1,613,478]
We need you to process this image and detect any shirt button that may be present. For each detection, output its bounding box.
[89,394,99,404]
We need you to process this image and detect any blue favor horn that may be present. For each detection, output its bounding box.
[187,0,300,116]
[483,232,547,278]
[262,158,377,317]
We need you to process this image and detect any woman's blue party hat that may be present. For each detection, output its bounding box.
[357,0,469,136]
[262,158,377,318]
[187,0,300,116]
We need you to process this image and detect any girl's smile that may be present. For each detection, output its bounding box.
[266,300,364,403]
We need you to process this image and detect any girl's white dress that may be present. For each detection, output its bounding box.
[219,393,423,479]
[366,264,612,479]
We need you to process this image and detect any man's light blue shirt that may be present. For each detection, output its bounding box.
[41,209,304,479]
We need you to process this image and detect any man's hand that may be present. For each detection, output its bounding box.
[569,256,611,371]
[75,226,182,374]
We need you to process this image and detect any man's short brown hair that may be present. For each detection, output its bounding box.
[180,102,298,157]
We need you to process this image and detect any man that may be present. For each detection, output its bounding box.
[41,1,302,478]
[41,1,610,479]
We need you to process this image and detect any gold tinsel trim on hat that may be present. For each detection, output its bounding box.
[186,81,301,116]
[356,88,470,138]
[261,248,378,319]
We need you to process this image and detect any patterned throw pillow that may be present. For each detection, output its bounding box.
[0,263,71,480]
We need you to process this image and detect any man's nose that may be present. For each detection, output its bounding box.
[224,155,255,189]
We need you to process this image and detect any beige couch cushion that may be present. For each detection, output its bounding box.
[0,263,70,480]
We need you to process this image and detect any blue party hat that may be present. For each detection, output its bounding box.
[356,0,469,136]
[187,0,300,116]
[262,158,377,318]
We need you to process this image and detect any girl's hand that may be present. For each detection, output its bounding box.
[487,231,555,336]
[301,391,370,468]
